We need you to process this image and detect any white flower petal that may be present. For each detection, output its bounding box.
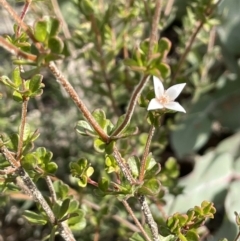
[153,76,164,99]
[147,98,164,110]
[165,83,186,101]
[165,101,186,113]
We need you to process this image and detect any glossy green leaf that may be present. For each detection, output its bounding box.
[34,19,48,42]
[12,67,22,87]
[185,230,199,241]
[86,166,94,177]
[48,17,61,37]
[158,38,171,58]
[48,36,64,54]
[29,74,43,94]
[12,90,23,102]
[93,138,106,153]
[105,155,119,173]
[59,198,71,219]
[46,162,58,174]
[77,175,88,187]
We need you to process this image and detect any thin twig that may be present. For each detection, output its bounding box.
[90,14,120,116]
[110,75,149,137]
[0,0,40,47]
[17,98,28,161]
[16,0,32,37]
[0,144,76,241]
[0,166,17,175]
[45,176,57,203]
[234,230,240,241]
[171,2,219,83]
[122,199,152,241]
[148,0,162,59]
[139,126,156,182]
[4,189,142,233]
[200,27,216,83]
[110,0,162,137]
[47,62,110,143]
[164,0,174,17]
[0,36,37,61]
[50,0,71,39]
[112,146,135,184]
[138,194,159,241]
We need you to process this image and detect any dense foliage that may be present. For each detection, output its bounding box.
[0,0,240,241]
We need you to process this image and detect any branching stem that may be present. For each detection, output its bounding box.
[47,62,110,143]
[139,126,156,182]
[122,199,152,241]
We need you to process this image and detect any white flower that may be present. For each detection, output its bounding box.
[147,76,186,113]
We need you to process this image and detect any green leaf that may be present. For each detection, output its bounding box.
[12,67,22,87]
[77,175,88,187]
[158,63,171,79]
[185,230,199,241]
[0,75,16,88]
[76,120,96,136]
[12,90,23,102]
[29,74,43,94]
[86,166,94,177]
[92,109,113,133]
[48,36,64,54]
[34,19,48,42]
[21,153,37,169]
[79,0,94,15]
[48,17,61,37]
[123,58,139,68]
[92,109,107,128]
[23,210,47,225]
[105,141,115,154]
[59,198,70,220]
[105,155,119,173]
[145,153,157,171]
[93,138,106,153]
[129,232,146,241]
[52,202,61,218]
[46,162,58,174]
[128,156,140,178]
[118,126,139,138]
[99,177,109,192]
[68,199,79,214]
[53,180,69,199]
[49,226,57,241]
[139,178,161,196]
[158,37,171,58]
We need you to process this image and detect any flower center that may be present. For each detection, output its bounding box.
[158,93,170,105]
